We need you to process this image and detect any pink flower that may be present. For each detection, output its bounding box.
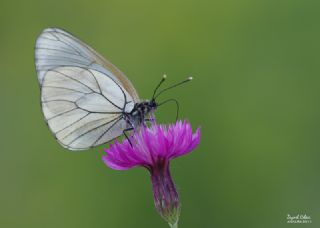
[103,120,200,227]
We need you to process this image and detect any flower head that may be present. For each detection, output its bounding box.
[103,120,200,227]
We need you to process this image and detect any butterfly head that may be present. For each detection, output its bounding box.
[148,98,157,109]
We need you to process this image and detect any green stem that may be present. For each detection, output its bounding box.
[169,222,178,228]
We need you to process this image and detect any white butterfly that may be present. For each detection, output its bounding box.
[35,28,191,151]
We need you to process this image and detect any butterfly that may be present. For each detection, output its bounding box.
[35,28,192,151]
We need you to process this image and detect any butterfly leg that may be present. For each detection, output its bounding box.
[144,118,155,122]
[123,127,134,147]
[144,111,156,124]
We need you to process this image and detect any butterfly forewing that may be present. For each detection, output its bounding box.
[35,28,139,102]
[36,28,138,150]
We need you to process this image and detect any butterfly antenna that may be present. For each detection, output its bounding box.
[154,76,193,99]
[152,74,167,100]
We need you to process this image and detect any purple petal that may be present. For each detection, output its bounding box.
[102,120,201,171]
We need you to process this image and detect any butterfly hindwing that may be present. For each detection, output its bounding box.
[40,66,134,150]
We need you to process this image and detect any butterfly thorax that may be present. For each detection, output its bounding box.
[124,99,157,127]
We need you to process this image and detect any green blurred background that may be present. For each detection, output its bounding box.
[1,0,319,227]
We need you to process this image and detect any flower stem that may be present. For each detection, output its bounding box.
[150,160,180,227]
[169,222,178,228]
